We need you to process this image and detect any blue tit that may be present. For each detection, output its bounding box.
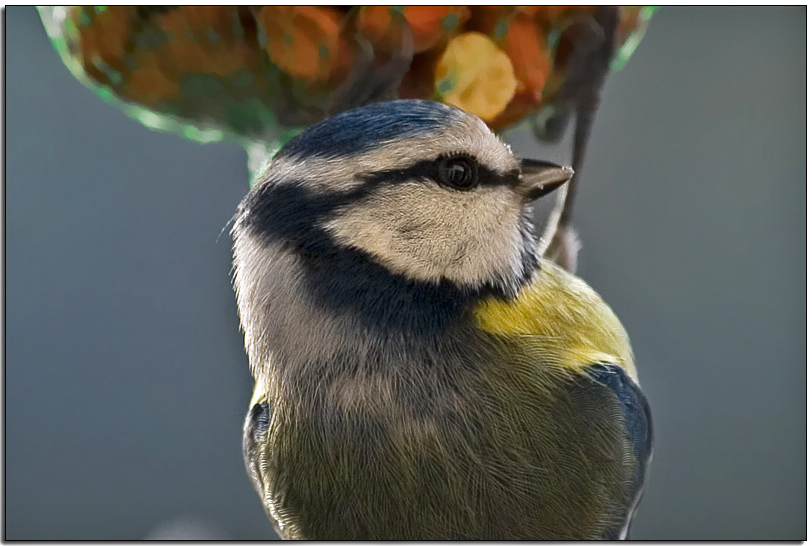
[232,99,652,540]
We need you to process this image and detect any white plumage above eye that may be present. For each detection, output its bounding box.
[438,155,478,190]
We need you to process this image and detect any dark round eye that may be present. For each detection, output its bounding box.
[437,155,478,190]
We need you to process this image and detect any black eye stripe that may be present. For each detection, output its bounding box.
[362,156,513,189]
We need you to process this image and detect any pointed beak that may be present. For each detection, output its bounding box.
[518,159,574,202]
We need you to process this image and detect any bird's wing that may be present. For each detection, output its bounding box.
[243,392,272,498]
[584,362,653,539]
[473,260,651,537]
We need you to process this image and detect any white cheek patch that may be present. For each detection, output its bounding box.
[324,182,528,289]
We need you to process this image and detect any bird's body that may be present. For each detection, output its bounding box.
[233,100,651,540]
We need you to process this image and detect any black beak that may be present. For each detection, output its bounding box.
[518,159,574,202]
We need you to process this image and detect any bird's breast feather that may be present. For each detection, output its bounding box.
[472,259,637,381]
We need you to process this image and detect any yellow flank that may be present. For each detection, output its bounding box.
[473,259,637,381]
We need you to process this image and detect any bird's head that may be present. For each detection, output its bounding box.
[235,100,572,299]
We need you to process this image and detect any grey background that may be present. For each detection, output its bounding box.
[5,6,805,540]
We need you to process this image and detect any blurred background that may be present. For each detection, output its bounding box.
[5,6,805,540]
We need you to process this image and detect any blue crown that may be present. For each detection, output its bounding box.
[277,100,463,160]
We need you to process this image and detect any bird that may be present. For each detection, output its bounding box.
[231,99,652,540]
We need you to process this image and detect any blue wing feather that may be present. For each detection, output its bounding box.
[589,363,653,539]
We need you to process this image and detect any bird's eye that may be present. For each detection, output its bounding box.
[437,155,478,190]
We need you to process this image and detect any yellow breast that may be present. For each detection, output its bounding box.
[472,259,637,381]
